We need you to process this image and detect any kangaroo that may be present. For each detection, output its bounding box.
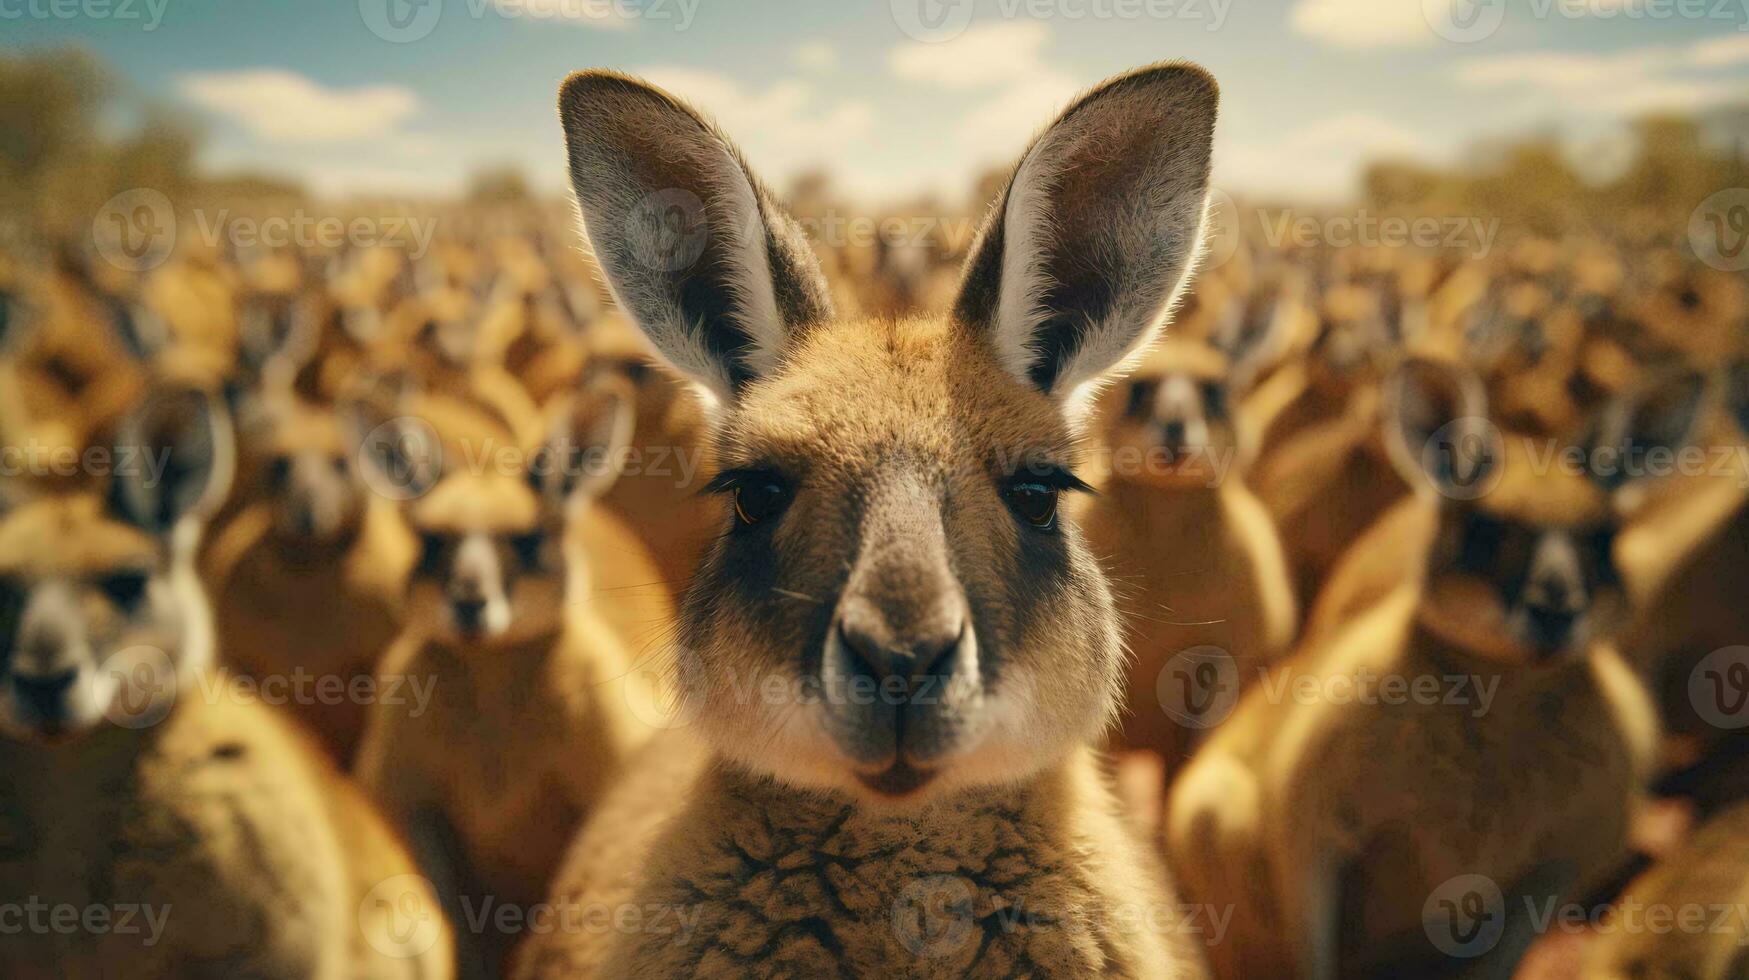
[1249,280,1417,609]
[0,386,452,979]
[1584,800,1749,980]
[201,391,417,764]
[354,376,661,978]
[1080,308,1298,777]
[515,62,1220,979]
[1167,357,1668,979]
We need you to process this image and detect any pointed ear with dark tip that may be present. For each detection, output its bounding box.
[531,378,634,520]
[1214,269,1304,393]
[1724,357,1748,438]
[557,70,834,404]
[1381,357,1496,498]
[109,387,235,535]
[0,289,36,356]
[1586,366,1710,498]
[96,296,167,362]
[953,62,1218,403]
[341,373,444,501]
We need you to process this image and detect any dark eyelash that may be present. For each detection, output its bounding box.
[701,467,785,496]
[1003,465,1094,494]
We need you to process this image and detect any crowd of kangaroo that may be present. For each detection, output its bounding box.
[1,61,1747,979]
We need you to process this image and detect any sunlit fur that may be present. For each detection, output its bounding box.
[1167,402,1665,979]
[679,315,1123,802]
[356,385,667,975]
[1081,337,1297,777]
[0,408,451,978]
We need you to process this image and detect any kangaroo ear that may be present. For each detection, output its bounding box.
[1213,268,1305,393]
[1586,365,1709,504]
[954,62,1218,403]
[531,377,634,517]
[1381,356,1496,498]
[342,372,444,502]
[1727,357,1749,437]
[110,386,235,536]
[558,70,833,405]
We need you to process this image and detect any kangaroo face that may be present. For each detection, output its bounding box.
[405,473,559,645]
[0,389,230,742]
[560,64,1217,802]
[1385,358,1705,667]
[1106,342,1237,489]
[364,381,634,648]
[1423,487,1623,664]
[261,408,366,552]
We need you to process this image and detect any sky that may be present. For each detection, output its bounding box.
[5,0,1748,206]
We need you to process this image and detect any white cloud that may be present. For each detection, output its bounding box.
[178,69,419,143]
[1688,33,1749,69]
[488,0,633,28]
[1218,112,1433,201]
[887,20,1053,88]
[793,39,837,72]
[1454,35,1749,114]
[1290,0,1442,48]
[633,67,874,187]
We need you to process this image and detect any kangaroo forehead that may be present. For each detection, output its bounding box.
[0,497,159,576]
[722,317,1076,467]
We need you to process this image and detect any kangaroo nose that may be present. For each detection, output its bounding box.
[451,596,487,632]
[14,670,78,720]
[836,596,964,686]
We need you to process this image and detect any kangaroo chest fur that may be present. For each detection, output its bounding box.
[1276,627,1654,949]
[0,688,352,979]
[605,753,1204,979]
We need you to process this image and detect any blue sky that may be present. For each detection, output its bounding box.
[5,0,1747,204]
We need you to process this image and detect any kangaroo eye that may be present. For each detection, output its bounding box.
[732,480,791,526]
[416,532,448,575]
[99,571,151,610]
[510,530,546,570]
[1003,482,1060,530]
